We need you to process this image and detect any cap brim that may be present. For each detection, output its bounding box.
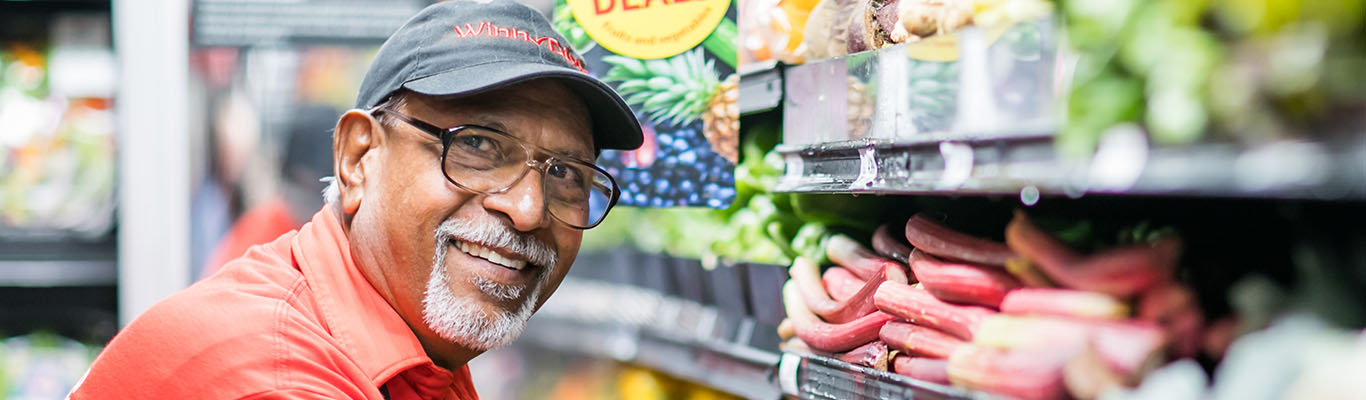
[403,62,643,151]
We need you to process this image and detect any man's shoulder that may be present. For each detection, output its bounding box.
[70,237,373,399]
[161,234,324,339]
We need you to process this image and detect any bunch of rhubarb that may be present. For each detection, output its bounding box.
[857,213,1205,399]
[778,234,911,371]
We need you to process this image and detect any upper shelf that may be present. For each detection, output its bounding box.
[739,19,1366,200]
[770,132,1366,200]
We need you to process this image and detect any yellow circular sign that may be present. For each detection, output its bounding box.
[567,0,729,60]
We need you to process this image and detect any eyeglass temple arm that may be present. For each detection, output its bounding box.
[373,108,448,140]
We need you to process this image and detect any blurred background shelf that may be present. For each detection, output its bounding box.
[521,316,782,399]
[0,239,116,287]
[521,275,783,399]
[0,259,116,287]
[190,0,427,46]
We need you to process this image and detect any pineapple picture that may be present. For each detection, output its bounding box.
[602,49,740,164]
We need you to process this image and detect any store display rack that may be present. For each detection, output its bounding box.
[770,132,1366,200]
[724,13,1366,397]
[523,276,1012,399]
[1,0,119,289]
[518,251,1026,399]
[745,20,1366,200]
[523,276,783,399]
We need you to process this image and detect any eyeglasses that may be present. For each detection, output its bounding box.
[373,107,619,229]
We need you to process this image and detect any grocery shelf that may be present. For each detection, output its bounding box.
[763,18,1366,200]
[772,133,1366,200]
[777,351,988,400]
[521,278,782,399]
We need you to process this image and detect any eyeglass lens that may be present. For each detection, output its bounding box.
[443,126,614,228]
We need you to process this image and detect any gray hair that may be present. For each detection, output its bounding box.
[322,92,410,209]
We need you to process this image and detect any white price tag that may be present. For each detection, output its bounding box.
[938,142,974,190]
[850,147,878,189]
[784,153,804,181]
[779,352,802,396]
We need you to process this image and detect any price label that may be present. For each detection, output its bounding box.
[779,352,801,396]
[938,142,973,189]
[851,147,878,189]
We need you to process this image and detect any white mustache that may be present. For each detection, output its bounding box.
[433,218,558,270]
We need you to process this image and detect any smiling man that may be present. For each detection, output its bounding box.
[70,1,640,399]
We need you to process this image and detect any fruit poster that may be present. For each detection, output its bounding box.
[553,0,738,209]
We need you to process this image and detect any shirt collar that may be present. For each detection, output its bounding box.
[290,207,456,386]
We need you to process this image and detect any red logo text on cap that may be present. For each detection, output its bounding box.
[453,22,588,73]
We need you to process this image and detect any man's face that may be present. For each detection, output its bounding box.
[344,79,593,353]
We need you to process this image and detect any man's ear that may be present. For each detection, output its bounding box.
[333,110,384,215]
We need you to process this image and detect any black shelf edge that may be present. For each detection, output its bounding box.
[0,0,110,13]
[774,133,1366,201]
[778,351,997,400]
[0,259,116,287]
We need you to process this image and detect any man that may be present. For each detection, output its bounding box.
[71,1,641,398]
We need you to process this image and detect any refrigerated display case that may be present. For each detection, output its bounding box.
[0,0,119,397]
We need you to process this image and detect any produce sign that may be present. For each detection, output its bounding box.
[555,0,739,208]
[567,0,731,60]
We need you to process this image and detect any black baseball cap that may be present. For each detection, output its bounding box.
[355,0,642,151]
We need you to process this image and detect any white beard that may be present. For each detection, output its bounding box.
[420,219,555,351]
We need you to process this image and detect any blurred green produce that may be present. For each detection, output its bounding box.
[582,118,896,266]
[552,0,597,53]
[1060,0,1366,158]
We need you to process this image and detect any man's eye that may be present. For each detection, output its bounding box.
[456,135,495,152]
[547,164,578,180]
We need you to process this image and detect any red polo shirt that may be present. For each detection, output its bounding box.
[71,208,480,400]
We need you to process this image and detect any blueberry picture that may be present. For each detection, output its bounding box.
[594,120,735,208]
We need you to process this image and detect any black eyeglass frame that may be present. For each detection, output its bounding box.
[371,107,621,230]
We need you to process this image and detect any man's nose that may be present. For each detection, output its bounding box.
[482,170,550,232]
